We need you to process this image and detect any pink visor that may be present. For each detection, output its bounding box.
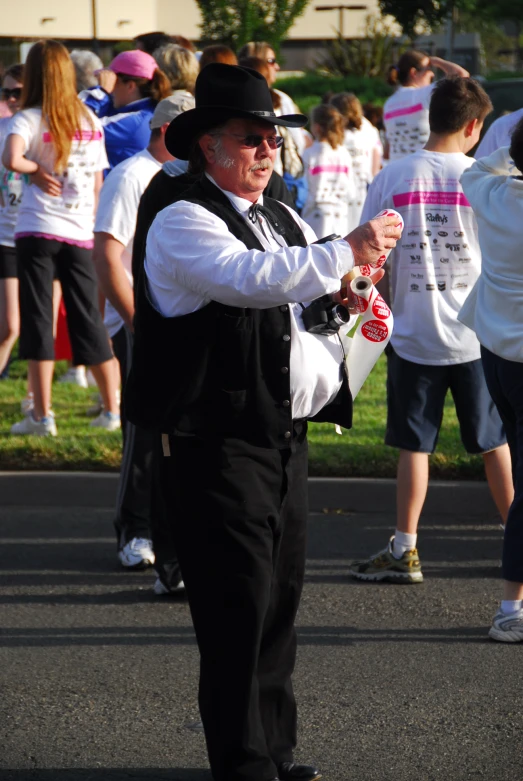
[108,50,157,80]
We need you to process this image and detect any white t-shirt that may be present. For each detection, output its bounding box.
[475,108,523,159]
[301,140,354,238]
[8,107,108,242]
[0,117,25,247]
[361,148,481,365]
[344,117,383,229]
[383,84,435,162]
[94,147,162,337]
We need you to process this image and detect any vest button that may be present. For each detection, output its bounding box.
[282,399,290,407]
[284,431,292,439]
[282,334,290,342]
[280,305,288,312]
[281,366,289,374]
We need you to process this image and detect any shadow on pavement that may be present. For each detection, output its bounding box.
[1,770,210,781]
[0,624,488,647]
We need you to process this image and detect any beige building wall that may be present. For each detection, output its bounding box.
[0,0,383,41]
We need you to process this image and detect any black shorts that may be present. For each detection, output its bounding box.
[16,235,113,366]
[385,347,506,455]
[0,244,17,279]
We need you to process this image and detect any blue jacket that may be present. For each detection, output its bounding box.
[82,88,156,170]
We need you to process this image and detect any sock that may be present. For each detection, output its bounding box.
[501,599,522,615]
[392,530,417,559]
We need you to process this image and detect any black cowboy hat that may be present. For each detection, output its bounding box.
[165,63,308,160]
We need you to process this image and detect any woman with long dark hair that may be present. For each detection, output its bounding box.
[3,39,119,436]
[383,49,468,162]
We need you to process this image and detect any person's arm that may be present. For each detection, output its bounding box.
[93,170,104,214]
[2,133,62,196]
[93,233,135,331]
[460,147,513,213]
[429,56,469,77]
[147,202,400,309]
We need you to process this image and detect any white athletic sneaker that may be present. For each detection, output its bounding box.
[153,576,185,595]
[489,609,523,642]
[11,414,57,437]
[90,411,121,431]
[58,366,88,388]
[118,537,155,569]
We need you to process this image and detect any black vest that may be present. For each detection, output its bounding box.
[126,175,353,448]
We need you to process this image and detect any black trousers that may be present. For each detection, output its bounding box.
[159,426,309,781]
[112,326,153,545]
[481,346,523,582]
[16,236,112,365]
[112,327,182,583]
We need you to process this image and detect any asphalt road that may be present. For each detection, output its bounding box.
[0,486,521,781]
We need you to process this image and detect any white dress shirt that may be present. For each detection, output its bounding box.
[144,174,355,420]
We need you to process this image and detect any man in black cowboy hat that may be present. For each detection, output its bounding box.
[127,64,401,781]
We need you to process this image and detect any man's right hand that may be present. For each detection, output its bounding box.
[344,215,402,269]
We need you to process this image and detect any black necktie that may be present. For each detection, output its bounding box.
[247,203,286,237]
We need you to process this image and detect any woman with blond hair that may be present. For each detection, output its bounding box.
[153,44,199,94]
[2,39,118,436]
[83,50,172,169]
[330,92,382,228]
[301,104,354,237]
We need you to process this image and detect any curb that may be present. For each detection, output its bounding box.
[0,472,496,516]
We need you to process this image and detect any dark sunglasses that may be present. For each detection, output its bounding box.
[218,132,284,149]
[266,58,277,65]
[1,87,22,100]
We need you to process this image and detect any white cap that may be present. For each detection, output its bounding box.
[150,91,196,129]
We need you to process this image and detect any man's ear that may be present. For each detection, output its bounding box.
[464,118,479,138]
[199,133,218,164]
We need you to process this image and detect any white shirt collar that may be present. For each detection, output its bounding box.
[205,173,264,217]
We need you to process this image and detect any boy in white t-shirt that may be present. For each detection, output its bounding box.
[350,77,514,583]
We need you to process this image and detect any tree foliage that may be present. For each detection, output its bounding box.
[319,14,404,78]
[378,0,523,38]
[195,0,311,53]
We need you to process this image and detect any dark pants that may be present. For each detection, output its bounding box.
[16,236,112,365]
[481,346,523,582]
[113,327,182,583]
[159,425,309,781]
[112,326,153,545]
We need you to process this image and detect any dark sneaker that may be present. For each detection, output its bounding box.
[349,536,423,583]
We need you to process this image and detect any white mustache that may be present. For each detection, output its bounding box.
[250,160,272,172]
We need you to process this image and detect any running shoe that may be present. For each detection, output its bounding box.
[349,536,423,583]
[118,537,155,569]
[489,610,523,643]
[90,411,121,431]
[58,366,88,388]
[10,414,57,437]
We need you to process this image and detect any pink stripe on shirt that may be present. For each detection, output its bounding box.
[393,191,471,208]
[309,165,350,175]
[15,232,94,249]
[42,130,103,143]
[384,103,424,121]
